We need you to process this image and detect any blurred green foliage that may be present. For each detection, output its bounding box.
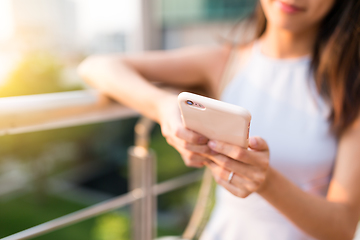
[0,194,95,240]
[0,51,201,238]
[0,51,82,98]
[0,124,201,239]
[92,213,130,240]
[151,126,202,237]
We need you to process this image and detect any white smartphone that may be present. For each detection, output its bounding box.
[178,92,251,148]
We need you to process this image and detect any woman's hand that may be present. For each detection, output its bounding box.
[204,136,270,197]
[157,94,211,168]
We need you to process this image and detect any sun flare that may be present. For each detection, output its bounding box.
[0,0,14,41]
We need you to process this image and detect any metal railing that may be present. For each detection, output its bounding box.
[0,90,203,240]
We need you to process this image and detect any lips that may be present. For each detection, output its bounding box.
[275,1,305,14]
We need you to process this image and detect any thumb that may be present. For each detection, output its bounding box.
[248,136,269,151]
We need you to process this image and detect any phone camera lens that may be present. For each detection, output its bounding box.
[186,100,193,105]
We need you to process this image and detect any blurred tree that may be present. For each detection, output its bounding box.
[0,51,200,237]
[0,51,82,97]
[0,51,85,201]
[92,213,130,240]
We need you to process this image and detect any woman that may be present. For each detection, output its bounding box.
[78,0,360,239]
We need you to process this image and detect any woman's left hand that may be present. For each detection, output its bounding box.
[204,136,270,198]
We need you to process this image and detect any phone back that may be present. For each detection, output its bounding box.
[178,92,251,148]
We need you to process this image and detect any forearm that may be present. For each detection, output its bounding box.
[258,168,357,240]
[78,55,175,123]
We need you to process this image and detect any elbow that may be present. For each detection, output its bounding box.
[77,56,96,84]
[77,54,133,97]
[77,55,106,82]
[77,55,109,91]
[77,56,92,78]
[78,54,125,85]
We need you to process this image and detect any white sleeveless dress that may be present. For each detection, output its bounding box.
[200,42,337,240]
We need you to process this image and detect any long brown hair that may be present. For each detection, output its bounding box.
[252,0,360,137]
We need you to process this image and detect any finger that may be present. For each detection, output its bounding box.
[206,161,257,192]
[178,148,207,168]
[248,136,269,151]
[183,142,211,155]
[206,163,251,198]
[168,135,211,155]
[174,136,211,154]
[208,154,268,184]
[206,154,253,180]
[182,155,205,168]
[207,140,252,164]
[215,175,252,198]
[175,127,208,144]
[204,153,244,170]
[166,136,208,168]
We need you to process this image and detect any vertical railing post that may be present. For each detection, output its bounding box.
[128,117,156,240]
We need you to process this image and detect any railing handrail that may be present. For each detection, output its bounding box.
[0,90,101,113]
[0,170,203,240]
[0,90,204,240]
[0,90,138,135]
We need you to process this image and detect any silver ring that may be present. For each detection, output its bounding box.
[227,171,234,183]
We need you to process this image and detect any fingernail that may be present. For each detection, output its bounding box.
[249,137,257,147]
[208,140,216,148]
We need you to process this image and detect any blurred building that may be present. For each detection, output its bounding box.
[161,0,255,23]
[12,0,77,53]
[86,32,126,54]
[159,0,256,49]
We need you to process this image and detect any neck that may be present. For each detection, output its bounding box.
[260,23,318,59]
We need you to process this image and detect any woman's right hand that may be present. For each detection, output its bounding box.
[157,94,211,168]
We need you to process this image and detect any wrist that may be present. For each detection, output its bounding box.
[154,92,178,124]
[256,167,277,195]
